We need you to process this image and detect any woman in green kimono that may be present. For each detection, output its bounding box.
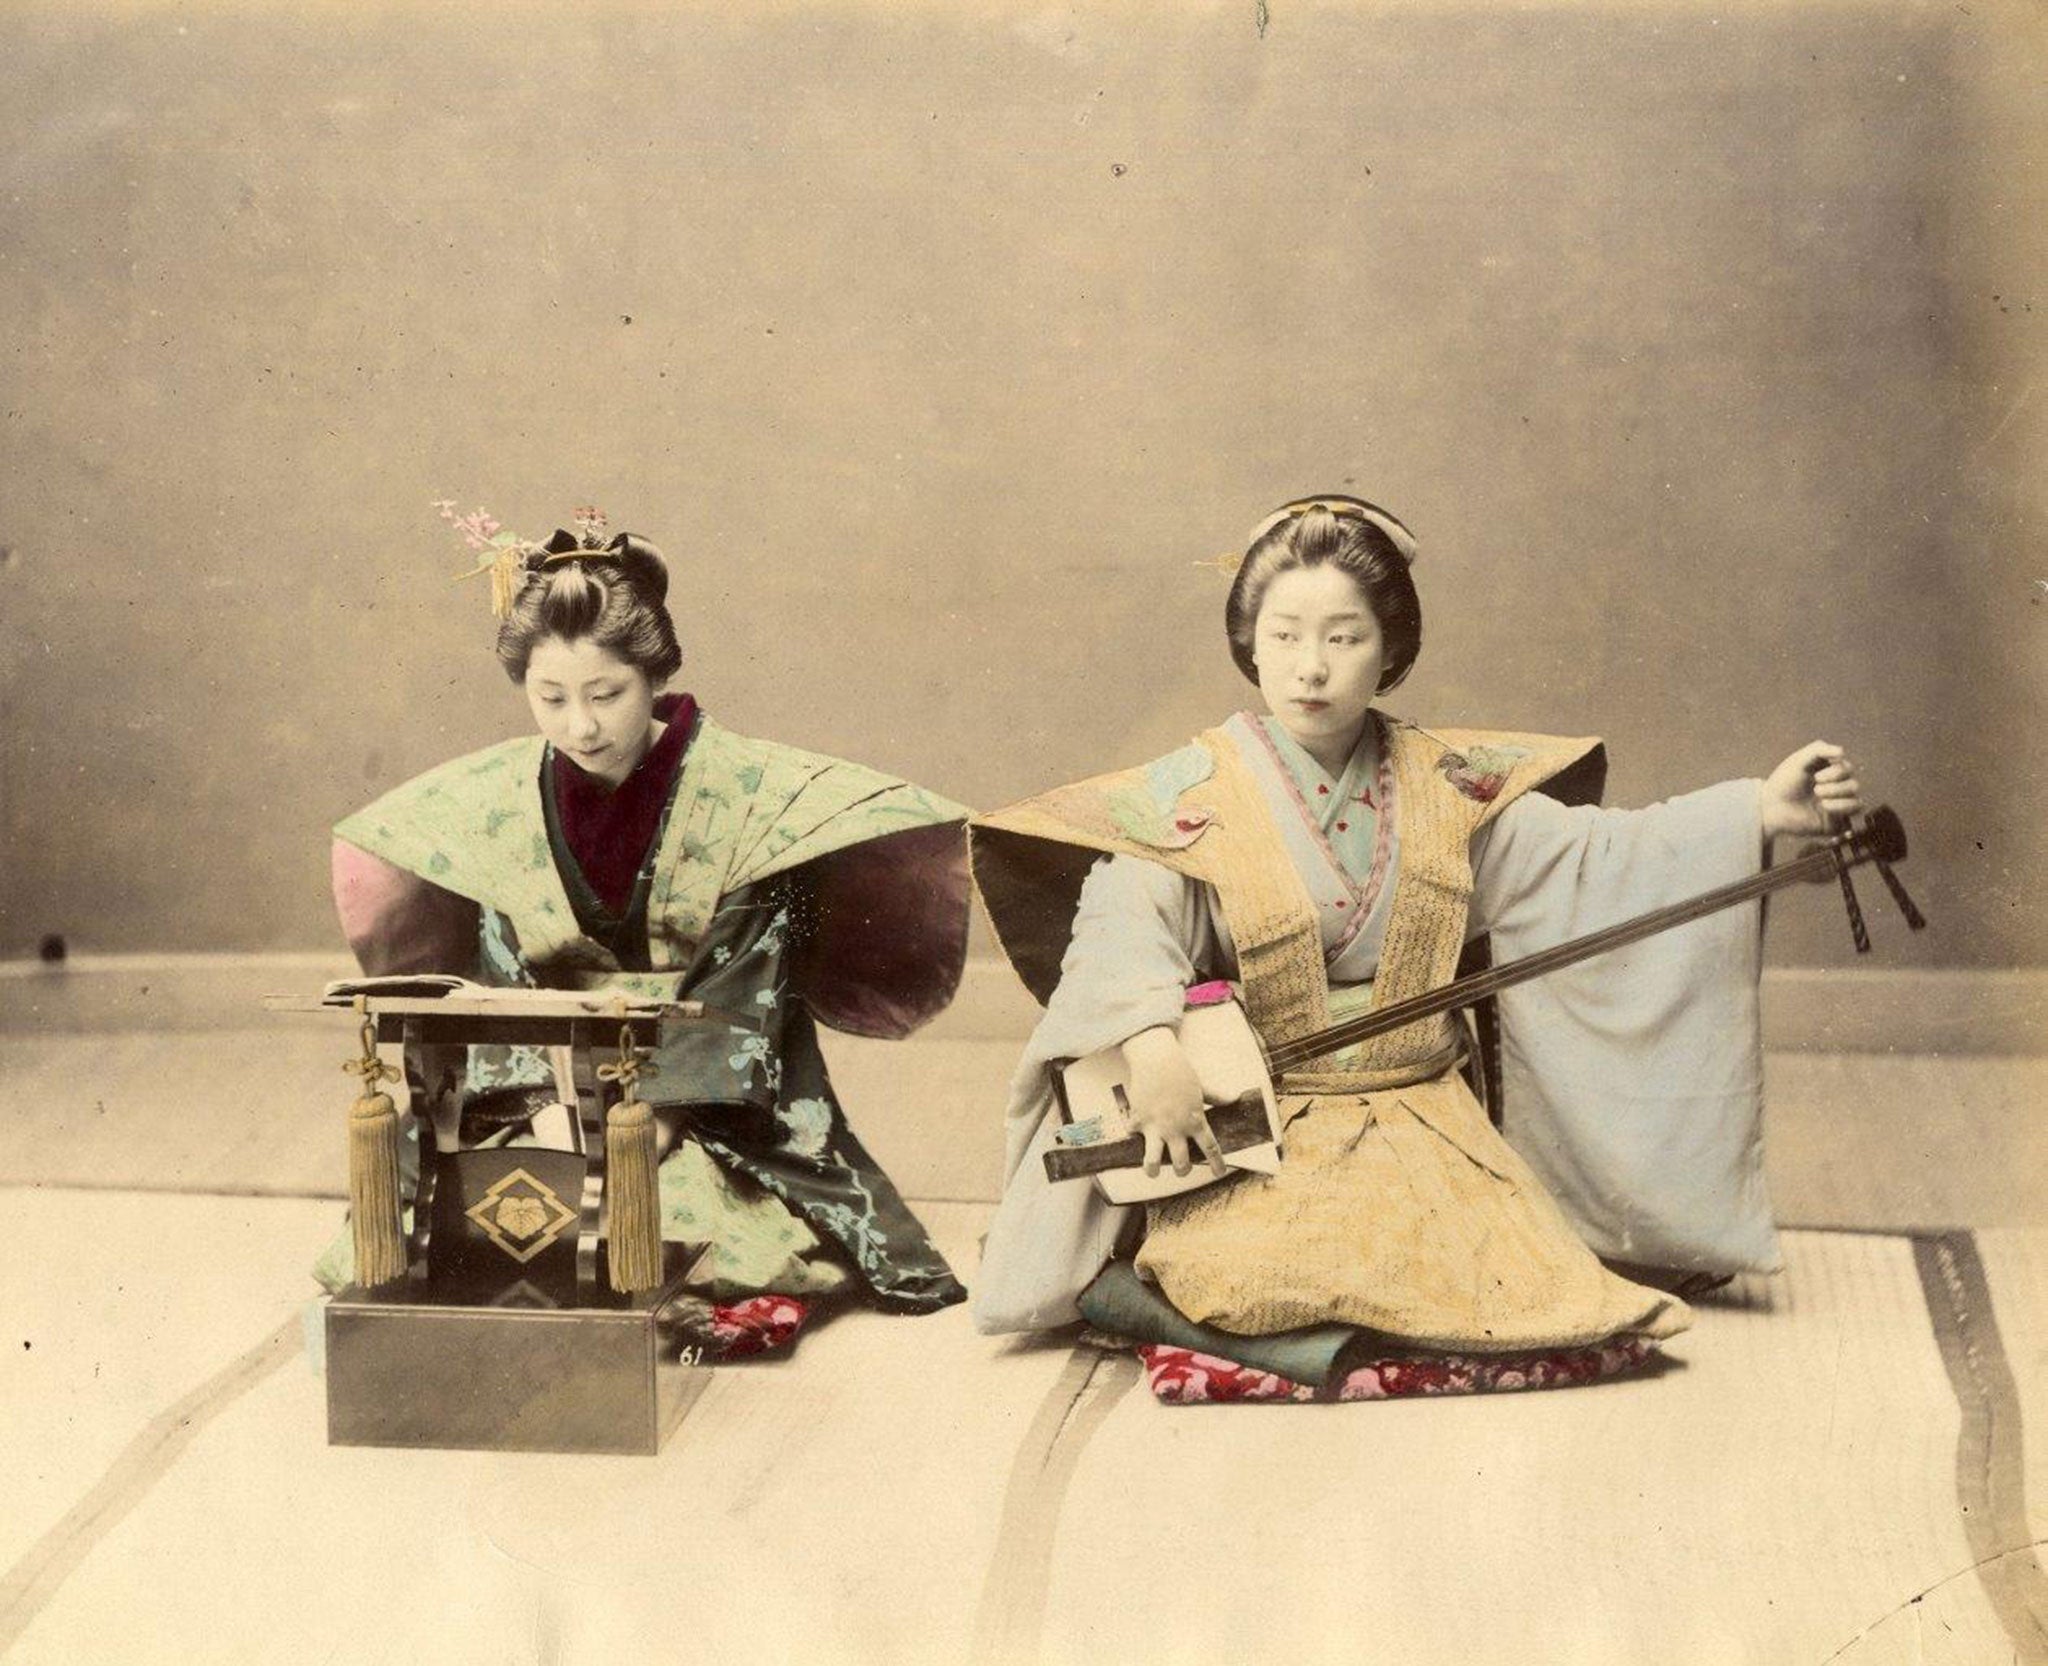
[319,508,969,1352]
[970,496,1866,1402]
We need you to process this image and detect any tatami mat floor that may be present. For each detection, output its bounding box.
[2,1031,2045,1664]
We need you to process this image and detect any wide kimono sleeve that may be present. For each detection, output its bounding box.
[330,838,482,976]
[971,853,1216,1334]
[1471,777,1779,1275]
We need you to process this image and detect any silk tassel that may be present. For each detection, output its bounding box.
[348,1087,408,1287]
[605,1096,663,1293]
[342,1010,408,1288]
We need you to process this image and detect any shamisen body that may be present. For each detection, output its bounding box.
[967,496,1867,1396]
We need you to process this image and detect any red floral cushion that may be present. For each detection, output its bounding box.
[1140,1337,1657,1404]
[707,1294,810,1360]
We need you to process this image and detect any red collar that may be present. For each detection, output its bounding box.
[550,692,698,916]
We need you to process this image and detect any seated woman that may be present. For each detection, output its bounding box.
[317,506,969,1357]
[969,496,1865,1403]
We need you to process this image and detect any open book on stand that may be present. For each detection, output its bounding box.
[260,975,711,1023]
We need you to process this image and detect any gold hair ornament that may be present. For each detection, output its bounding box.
[1200,495,1420,584]
[1243,497,1421,565]
[436,501,615,619]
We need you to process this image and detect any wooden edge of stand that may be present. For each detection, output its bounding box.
[262,993,701,1019]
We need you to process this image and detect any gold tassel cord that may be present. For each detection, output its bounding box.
[453,542,531,620]
[452,531,614,619]
[342,1011,408,1288]
[597,1024,664,1293]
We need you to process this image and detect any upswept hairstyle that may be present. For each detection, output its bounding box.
[494,532,684,686]
[1223,497,1423,692]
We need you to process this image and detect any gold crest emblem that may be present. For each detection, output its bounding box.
[464,1168,578,1263]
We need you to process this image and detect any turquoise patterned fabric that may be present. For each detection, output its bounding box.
[637,877,964,1311]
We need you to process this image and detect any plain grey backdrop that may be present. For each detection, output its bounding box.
[2,0,2042,974]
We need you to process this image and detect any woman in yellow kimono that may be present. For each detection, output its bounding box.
[970,496,1864,1402]
[319,507,969,1355]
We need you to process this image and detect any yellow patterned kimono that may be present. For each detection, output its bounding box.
[971,710,1770,1349]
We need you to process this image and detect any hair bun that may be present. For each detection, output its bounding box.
[531,528,672,606]
[608,534,671,607]
[1245,496,1419,566]
[496,523,684,686]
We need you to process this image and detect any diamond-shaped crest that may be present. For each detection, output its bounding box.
[463,1167,578,1264]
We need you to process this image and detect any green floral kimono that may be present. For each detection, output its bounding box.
[320,705,970,1313]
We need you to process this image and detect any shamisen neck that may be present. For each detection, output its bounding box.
[1263,828,1873,1076]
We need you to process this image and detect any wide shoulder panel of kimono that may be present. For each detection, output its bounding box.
[970,723,1611,1005]
[334,735,551,902]
[689,719,974,1040]
[690,719,969,889]
[332,724,973,1039]
[330,736,552,975]
[970,737,1230,1006]
[1395,723,1610,820]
